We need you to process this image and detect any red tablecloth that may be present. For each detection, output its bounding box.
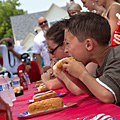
[11,83,120,120]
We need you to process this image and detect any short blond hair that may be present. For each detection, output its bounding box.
[67,2,82,11]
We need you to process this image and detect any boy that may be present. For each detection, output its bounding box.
[57,12,120,105]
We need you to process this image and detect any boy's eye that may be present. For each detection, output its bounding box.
[65,42,69,45]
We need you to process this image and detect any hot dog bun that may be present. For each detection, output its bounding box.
[37,83,48,92]
[33,90,57,101]
[13,86,23,93]
[53,57,74,74]
[35,80,43,87]
[28,97,64,114]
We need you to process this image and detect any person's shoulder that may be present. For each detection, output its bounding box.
[31,61,38,66]
[110,2,120,11]
[0,45,7,51]
[34,31,45,42]
[17,64,24,69]
[0,44,6,47]
[109,3,120,19]
[34,31,43,39]
[114,45,120,50]
[14,44,22,48]
[14,45,24,52]
[31,60,37,64]
[113,46,120,55]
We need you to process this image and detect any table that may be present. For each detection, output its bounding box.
[11,83,120,120]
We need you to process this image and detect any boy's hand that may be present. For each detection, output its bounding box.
[62,58,87,80]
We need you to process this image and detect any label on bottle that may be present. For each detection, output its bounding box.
[10,82,12,87]
[25,75,29,79]
[110,19,120,47]
[118,21,120,25]
[22,82,28,90]
[13,81,19,85]
[0,84,9,91]
[23,82,27,86]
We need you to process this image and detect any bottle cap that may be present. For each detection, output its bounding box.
[116,13,120,19]
[14,74,18,77]
[19,70,23,73]
[4,73,8,76]
[0,74,3,78]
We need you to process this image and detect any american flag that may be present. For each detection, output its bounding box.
[73,113,115,120]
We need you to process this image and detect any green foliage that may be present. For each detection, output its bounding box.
[0,0,27,40]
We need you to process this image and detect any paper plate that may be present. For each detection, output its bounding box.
[17,102,77,119]
[28,93,66,103]
[15,91,24,97]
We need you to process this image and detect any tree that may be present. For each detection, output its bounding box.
[0,0,27,40]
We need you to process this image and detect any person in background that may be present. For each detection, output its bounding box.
[0,36,24,74]
[81,0,106,15]
[32,17,50,74]
[96,0,120,39]
[57,12,120,105]
[66,0,82,17]
[17,53,41,83]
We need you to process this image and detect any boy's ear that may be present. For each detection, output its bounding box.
[85,39,94,51]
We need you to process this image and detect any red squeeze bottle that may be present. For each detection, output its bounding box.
[19,70,28,90]
[110,13,120,47]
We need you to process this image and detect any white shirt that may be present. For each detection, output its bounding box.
[32,31,50,66]
[0,45,24,74]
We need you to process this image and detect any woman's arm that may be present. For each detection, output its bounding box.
[41,72,63,90]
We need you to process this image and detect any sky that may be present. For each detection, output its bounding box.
[18,0,85,14]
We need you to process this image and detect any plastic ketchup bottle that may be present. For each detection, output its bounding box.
[19,70,28,90]
[110,13,120,47]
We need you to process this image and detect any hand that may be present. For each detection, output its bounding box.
[25,65,31,72]
[1,37,10,42]
[41,72,51,83]
[43,66,51,73]
[3,38,14,51]
[0,38,10,44]
[0,39,5,44]
[62,58,87,79]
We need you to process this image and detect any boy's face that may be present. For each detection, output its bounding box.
[64,29,88,65]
